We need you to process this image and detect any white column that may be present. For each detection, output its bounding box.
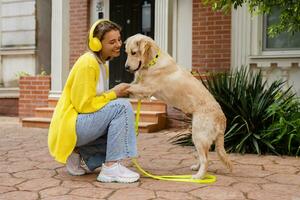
[231,5,251,70]
[0,0,3,87]
[49,0,69,98]
[0,56,2,87]
[175,0,192,70]
[155,0,169,52]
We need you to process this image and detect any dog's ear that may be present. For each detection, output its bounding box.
[138,40,151,56]
[124,38,131,50]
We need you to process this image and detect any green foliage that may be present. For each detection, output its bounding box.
[171,67,300,156]
[204,68,287,155]
[202,0,300,37]
[15,71,31,78]
[39,70,48,76]
[39,66,48,76]
[15,67,48,79]
[263,95,300,156]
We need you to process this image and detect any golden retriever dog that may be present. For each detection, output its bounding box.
[125,34,233,179]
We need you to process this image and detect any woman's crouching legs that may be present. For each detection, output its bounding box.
[75,98,139,183]
[97,98,139,183]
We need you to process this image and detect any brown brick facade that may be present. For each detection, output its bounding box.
[69,0,90,67]
[192,0,231,74]
[0,98,18,116]
[18,76,51,118]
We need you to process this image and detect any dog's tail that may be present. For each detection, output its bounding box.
[215,133,233,172]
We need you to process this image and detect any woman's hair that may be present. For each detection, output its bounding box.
[93,20,122,42]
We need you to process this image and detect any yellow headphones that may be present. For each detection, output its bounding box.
[88,19,110,52]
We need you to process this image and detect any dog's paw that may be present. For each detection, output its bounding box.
[192,173,205,180]
[129,93,137,99]
[190,163,200,171]
[134,94,146,99]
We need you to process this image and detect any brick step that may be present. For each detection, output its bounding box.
[130,99,166,112]
[24,98,167,133]
[35,107,54,118]
[22,117,51,128]
[22,117,161,133]
[134,110,166,124]
[47,97,167,112]
[48,98,58,107]
[35,106,166,124]
[138,122,161,133]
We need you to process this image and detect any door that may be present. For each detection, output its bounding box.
[109,0,155,88]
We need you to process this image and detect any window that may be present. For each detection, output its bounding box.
[263,8,300,51]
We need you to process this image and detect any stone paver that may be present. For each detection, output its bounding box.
[0,116,300,200]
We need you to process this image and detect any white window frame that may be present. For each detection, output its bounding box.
[262,15,300,52]
[251,15,300,57]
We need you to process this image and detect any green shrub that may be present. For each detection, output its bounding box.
[171,67,300,156]
[262,94,300,156]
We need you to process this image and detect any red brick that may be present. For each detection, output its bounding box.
[192,0,231,73]
[18,76,51,118]
[69,0,90,67]
[0,98,19,116]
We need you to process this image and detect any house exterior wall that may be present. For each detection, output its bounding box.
[231,7,300,96]
[69,0,90,67]
[192,0,231,74]
[0,0,36,88]
[0,0,37,116]
[5,1,299,120]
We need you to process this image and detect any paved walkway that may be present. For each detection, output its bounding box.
[0,116,299,200]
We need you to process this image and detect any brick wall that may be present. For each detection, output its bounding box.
[0,98,18,116]
[192,0,231,74]
[19,76,51,118]
[69,0,90,67]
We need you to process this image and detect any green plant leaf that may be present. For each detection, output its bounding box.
[252,137,260,155]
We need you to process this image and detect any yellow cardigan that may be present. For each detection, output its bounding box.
[48,52,116,164]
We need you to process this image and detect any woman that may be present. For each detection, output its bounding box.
[48,19,139,183]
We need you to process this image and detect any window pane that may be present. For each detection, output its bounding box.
[264,8,300,50]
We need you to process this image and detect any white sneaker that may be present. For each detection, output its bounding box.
[80,159,92,173]
[66,152,86,176]
[97,162,140,183]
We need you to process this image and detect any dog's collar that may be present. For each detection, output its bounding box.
[145,50,160,68]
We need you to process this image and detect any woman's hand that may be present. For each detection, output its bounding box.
[111,83,130,97]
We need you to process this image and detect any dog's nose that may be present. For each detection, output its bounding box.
[125,65,130,71]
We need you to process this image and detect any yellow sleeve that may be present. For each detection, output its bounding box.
[71,65,116,113]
